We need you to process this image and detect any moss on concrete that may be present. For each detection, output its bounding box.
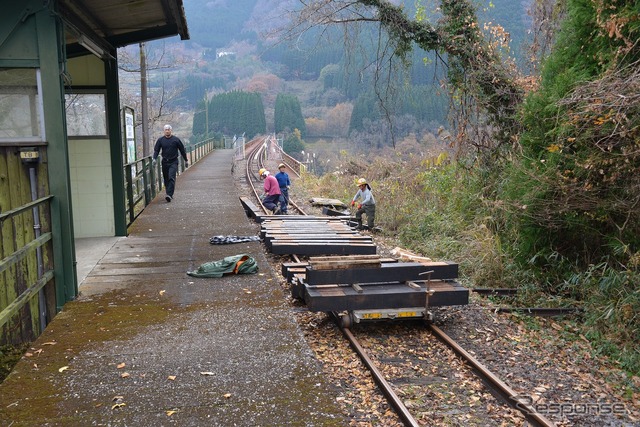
[0,290,201,423]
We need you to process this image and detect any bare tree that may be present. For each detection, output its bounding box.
[273,0,524,155]
[118,43,188,157]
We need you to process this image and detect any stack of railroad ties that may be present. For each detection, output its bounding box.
[256,212,469,324]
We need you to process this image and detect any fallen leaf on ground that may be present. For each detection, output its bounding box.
[159,290,166,296]
[223,393,232,399]
[166,410,178,416]
[168,375,176,381]
[112,403,126,410]
[121,372,130,378]
[58,366,69,373]
[117,363,126,369]
[200,372,215,376]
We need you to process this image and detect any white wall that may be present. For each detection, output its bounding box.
[68,138,115,237]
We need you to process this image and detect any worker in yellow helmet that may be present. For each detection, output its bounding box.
[275,163,290,214]
[351,178,376,231]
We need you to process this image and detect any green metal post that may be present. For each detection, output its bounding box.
[36,6,78,308]
[106,58,127,236]
[125,164,134,224]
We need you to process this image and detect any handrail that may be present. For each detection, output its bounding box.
[123,138,219,227]
[0,196,53,223]
[0,196,55,333]
[0,233,52,275]
[0,270,54,330]
[269,139,304,177]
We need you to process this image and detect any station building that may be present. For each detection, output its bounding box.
[0,0,189,345]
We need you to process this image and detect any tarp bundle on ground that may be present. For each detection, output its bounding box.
[187,254,259,278]
[210,235,260,244]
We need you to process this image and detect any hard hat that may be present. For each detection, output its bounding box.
[259,168,266,176]
[278,163,286,169]
[356,178,367,186]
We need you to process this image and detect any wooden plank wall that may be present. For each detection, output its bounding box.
[0,146,54,345]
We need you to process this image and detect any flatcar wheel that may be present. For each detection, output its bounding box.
[339,312,352,329]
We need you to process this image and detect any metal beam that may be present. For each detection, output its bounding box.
[305,262,459,285]
[57,2,114,56]
[0,1,39,49]
[304,280,469,312]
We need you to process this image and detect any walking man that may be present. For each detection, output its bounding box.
[153,124,188,202]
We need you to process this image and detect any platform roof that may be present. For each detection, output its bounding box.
[59,0,189,57]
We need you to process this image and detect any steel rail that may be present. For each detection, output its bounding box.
[264,137,307,214]
[245,135,307,216]
[428,323,556,427]
[245,136,270,214]
[472,288,518,296]
[331,314,420,427]
[270,140,302,178]
[249,142,409,424]
[494,307,582,317]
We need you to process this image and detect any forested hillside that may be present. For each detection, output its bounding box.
[143,0,534,142]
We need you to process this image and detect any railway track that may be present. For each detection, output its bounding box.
[237,137,563,426]
[335,317,556,426]
[245,135,307,216]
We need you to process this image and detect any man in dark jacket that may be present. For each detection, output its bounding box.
[275,163,290,214]
[153,124,188,202]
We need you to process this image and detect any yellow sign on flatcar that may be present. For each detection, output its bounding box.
[361,312,382,319]
[397,311,417,318]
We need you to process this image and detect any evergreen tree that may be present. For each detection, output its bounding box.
[191,91,266,139]
[283,128,305,158]
[274,94,306,136]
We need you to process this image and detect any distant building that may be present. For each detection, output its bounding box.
[216,50,236,59]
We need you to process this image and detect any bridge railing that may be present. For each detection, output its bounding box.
[123,137,218,226]
[269,138,305,177]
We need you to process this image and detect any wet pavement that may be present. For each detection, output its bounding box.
[0,149,345,426]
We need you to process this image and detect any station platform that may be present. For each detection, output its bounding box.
[0,149,345,426]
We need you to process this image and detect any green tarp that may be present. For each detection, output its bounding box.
[187,254,259,278]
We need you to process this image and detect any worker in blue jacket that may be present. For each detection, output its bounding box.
[275,163,290,214]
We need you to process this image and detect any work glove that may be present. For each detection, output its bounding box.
[152,159,157,167]
[358,204,362,209]
[351,201,355,207]
[185,161,189,168]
